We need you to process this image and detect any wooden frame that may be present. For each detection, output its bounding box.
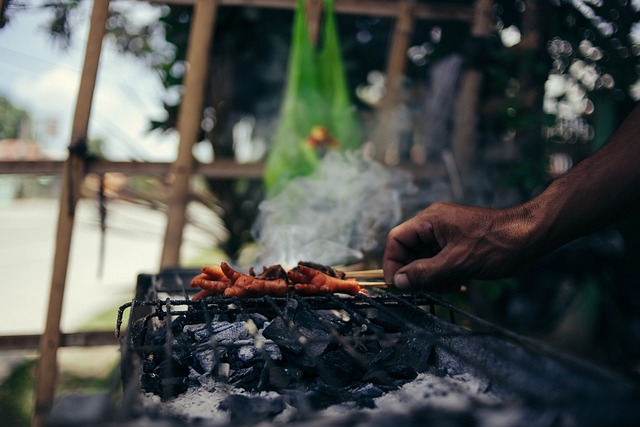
[25,1,484,425]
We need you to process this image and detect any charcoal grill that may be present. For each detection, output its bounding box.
[109,269,640,427]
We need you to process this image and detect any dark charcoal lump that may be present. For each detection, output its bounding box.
[219,394,286,425]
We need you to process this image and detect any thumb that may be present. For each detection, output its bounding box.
[393,251,462,293]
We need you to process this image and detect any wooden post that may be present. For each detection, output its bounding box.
[450,0,493,198]
[305,0,324,47]
[31,1,110,426]
[160,0,219,269]
[374,0,415,163]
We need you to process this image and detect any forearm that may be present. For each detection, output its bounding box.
[526,104,640,255]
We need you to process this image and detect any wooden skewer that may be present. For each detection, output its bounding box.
[357,281,391,288]
[343,268,384,279]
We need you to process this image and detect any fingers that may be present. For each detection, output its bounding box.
[392,247,465,293]
[382,217,438,283]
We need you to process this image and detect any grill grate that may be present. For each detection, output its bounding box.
[112,271,640,427]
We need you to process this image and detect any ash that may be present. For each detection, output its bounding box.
[138,370,527,427]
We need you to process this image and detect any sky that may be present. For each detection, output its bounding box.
[0,0,180,161]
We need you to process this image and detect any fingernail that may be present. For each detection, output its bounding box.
[394,273,411,289]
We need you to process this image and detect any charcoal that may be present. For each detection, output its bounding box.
[246,312,269,329]
[219,394,286,424]
[387,363,418,380]
[268,365,304,389]
[229,365,263,389]
[153,357,190,381]
[383,335,434,373]
[183,323,210,341]
[362,369,392,385]
[305,383,351,410]
[212,321,250,344]
[263,317,304,354]
[350,383,385,400]
[141,373,189,399]
[317,348,366,387]
[193,348,217,373]
[237,343,263,363]
[142,357,156,374]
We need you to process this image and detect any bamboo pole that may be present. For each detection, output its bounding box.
[450,0,493,200]
[160,0,219,269]
[31,1,110,426]
[305,0,324,47]
[374,0,415,163]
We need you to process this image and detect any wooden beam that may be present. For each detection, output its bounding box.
[0,332,118,351]
[0,159,265,178]
[136,0,474,21]
[32,1,110,426]
[160,0,219,269]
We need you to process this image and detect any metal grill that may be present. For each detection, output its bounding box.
[111,270,640,427]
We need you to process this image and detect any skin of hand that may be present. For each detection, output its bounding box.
[384,103,640,292]
[383,201,541,292]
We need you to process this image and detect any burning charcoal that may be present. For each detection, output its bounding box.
[362,369,392,386]
[194,348,218,373]
[219,394,286,425]
[387,363,418,380]
[260,340,282,361]
[237,343,263,363]
[350,383,385,409]
[212,321,250,344]
[268,365,304,389]
[317,348,366,387]
[246,312,269,329]
[140,373,188,400]
[183,323,210,341]
[262,317,304,354]
[350,383,385,399]
[305,383,351,410]
[153,357,190,380]
[142,355,156,374]
[382,335,435,374]
[229,365,263,389]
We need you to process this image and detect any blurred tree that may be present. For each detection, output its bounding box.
[0,95,30,140]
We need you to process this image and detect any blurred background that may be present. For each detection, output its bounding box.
[1,0,640,425]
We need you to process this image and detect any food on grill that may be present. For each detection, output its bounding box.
[288,264,361,296]
[189,265,231,300]
[189,261,363,299]
[220,262,289,298]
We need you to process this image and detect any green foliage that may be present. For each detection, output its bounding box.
[0,358,36,427]
[0,95,30,140]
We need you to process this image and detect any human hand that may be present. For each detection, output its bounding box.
[382,202,539,292]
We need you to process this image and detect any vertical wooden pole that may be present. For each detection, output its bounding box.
[160,0,219,269]
[450,0,493,197]
[374,0,415,163]
[32,1,110,426]
[305,0,324,47]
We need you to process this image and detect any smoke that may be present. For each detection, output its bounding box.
[252,151,416,268]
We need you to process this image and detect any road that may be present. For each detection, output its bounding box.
[0,197,214,336]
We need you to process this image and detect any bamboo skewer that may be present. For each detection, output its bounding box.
[357,281,392,288]
[343,268,384,279]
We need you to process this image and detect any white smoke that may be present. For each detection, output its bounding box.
[252,151,416,268]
